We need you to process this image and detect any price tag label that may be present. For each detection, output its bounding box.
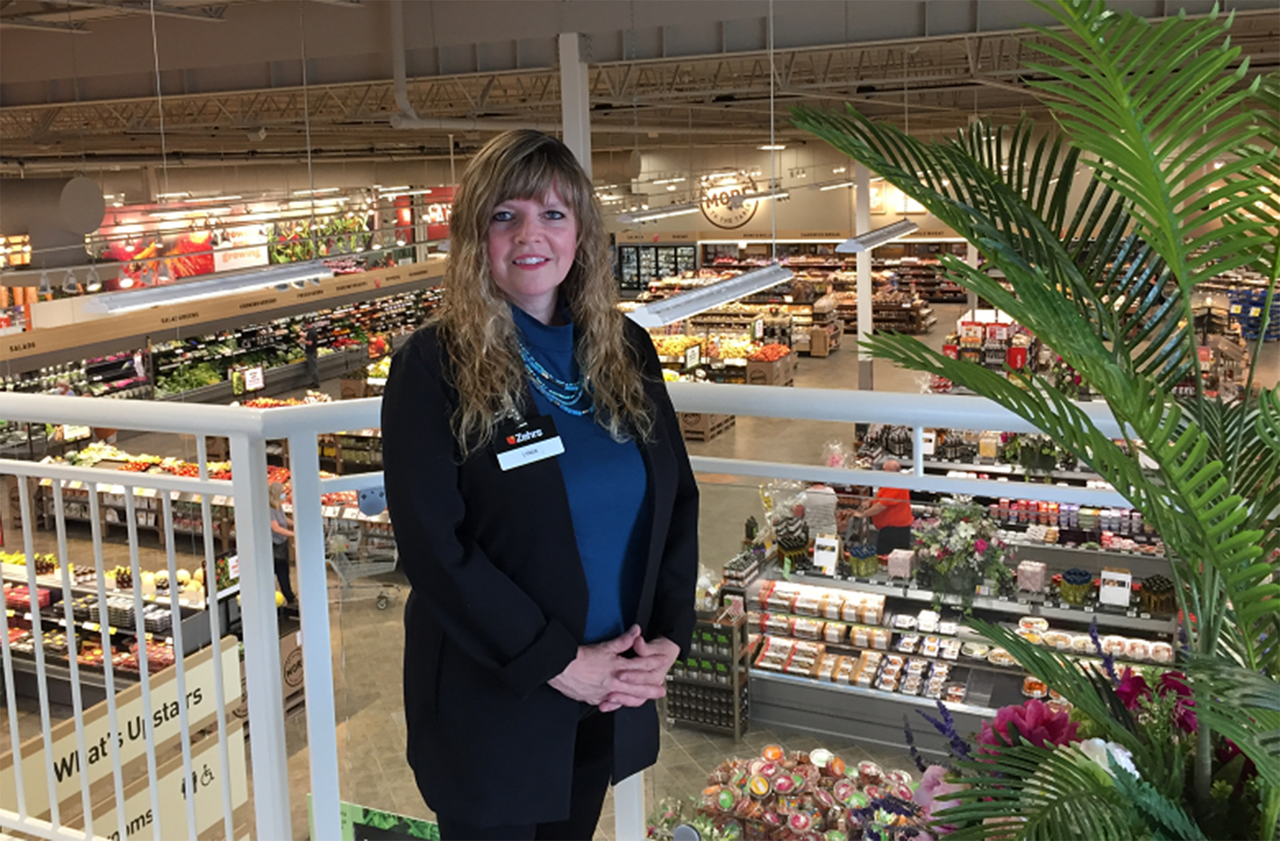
[753,319,764,340]
[1230,304,1242,314]
[227,555,240,580]
[684,344,701,370]
[1250,307,1262,317]
[1017,596,1030,605]
[1140,612,1151,620]
[1126,608,1137,617]
[1083,605,1095,613]
[342,508,361,520]
[322,506,340,519]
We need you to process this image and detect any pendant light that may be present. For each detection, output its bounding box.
[85,264,102,292]
[62,269,79,294]
[38,270,51,297]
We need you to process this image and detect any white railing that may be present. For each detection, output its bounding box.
[0,383,1129,841]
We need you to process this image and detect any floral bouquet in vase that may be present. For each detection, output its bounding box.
[913,501,1014,609]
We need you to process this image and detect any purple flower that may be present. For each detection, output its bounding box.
[1115,668,1152,711]
[977,699,1080,751]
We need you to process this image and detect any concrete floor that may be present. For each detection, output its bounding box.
[8,305,1279,839]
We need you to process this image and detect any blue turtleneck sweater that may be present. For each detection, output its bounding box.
[510,304,651,644]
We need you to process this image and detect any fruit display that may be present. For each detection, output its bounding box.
[240,392,333,409]
[749,343,791,363]
[650,335,703,357]
[367,356,392,379]
[647,743,930,840]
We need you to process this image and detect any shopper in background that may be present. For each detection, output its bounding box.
[853,458,915,554]
[53,379,75,396]
[267,482,298,608]
[298,322,320,388]
[383,129,699,841]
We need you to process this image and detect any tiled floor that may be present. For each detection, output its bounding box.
[7,306,1279,839]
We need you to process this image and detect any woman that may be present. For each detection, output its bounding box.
[267,482,298,607]
[382,130,699,840]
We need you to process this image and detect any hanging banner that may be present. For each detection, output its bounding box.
[0,636,241,820]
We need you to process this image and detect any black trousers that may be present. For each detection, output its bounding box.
[876,524,913,555]
[305,351,320,388]
[435,707,614,841]
[273,542,296,604]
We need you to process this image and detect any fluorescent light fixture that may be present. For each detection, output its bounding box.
[293,187,341,196]
[758,144,787,151]
[82,261,334,315]
[377,185,411,193]
[381,188,434,197]
[652,177,687,185]
[184,195,241,203]
[625,264,794,328]
[147,207,232,219]
[156,191,190,199]
[835,218,919,254]
[728,189,789,210]
[617,203,702,224]
[701,170,740,181]
[832,166,847,174]
[817,180,856,191]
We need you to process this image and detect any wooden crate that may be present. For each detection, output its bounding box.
[679,412,735,442]
[746,354,796,386]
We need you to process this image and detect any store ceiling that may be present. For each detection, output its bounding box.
[1,2,1277,176]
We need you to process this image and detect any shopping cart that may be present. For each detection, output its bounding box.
[325,518,400,610]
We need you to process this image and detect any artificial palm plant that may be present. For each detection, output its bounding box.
[795,1,1279,837]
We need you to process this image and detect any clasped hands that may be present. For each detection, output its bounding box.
[547,625,679,713]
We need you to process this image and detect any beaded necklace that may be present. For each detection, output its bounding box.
[518,340,593,416]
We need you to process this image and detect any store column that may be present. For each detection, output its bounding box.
[855,163,874,390]
[558,32,592,178]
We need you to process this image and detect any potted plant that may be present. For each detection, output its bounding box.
[796,0,1279,837]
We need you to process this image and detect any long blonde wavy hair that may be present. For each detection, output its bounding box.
[434,130,654,455]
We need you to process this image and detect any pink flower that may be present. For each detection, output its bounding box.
[974,538,989,554]
[1155,672,1197,733]
[1115,668,1152,711]
[977,699,1080,751]
[914,764,965,833]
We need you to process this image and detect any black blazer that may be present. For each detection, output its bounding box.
[381,318,699,824]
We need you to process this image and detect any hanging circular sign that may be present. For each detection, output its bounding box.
[700,174,760,230]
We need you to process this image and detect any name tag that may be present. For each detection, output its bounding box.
[494,415,564,471]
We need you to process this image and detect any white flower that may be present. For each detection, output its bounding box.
[1076,738,1139,779]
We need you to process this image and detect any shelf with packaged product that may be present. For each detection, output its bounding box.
[742,565,1176,752]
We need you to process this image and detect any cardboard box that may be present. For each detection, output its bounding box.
[746,354,795,386]
[233,629,305,721]
[339,378,367,400]
[808,326,838,358]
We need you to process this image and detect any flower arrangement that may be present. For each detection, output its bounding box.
[912,501,1013,610]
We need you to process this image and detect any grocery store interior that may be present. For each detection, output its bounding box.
[2,1,1279,839]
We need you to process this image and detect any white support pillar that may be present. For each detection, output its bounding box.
[228,433,291,841]
[559,32,592,178]
[855,163,874,389]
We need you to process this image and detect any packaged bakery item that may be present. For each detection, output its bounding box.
[938,619,959,636]
[876,672,899,692]
[851,625,871,648]
[1042,631,1071,650]
[885,769,914,787]
[906,657,929,676]
[940,638,962,660]
[961,641,990,659]
[916,610,940,634]
[793,617,825,640]
[872,628,891,650]
[835,658,856,684]
[1071,634,1093,653]
[897,633,920,654]
[793,593,821,616]
[762,744,786,762]
[901,674,924,696]
[945,682,968,704]
[922,636,941,657]
[1150,642,1174,663]
[824,622,848,645]
[817,654,840,681]
[1127,639,1150,661]
[863,603,882,626]
[820,593,845,620]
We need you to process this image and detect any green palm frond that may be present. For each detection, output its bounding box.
[1026,1,1276,290]
[1109,763,1207,841]
[940,743,1136,840]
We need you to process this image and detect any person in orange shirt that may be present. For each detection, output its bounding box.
[853,459,915,555]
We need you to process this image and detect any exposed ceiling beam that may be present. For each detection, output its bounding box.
[51,0,227,22]
[0,13,88,31]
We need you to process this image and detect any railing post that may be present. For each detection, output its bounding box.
[287,432,342,841]
[228,433,292,841]
[615,772,645,840]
